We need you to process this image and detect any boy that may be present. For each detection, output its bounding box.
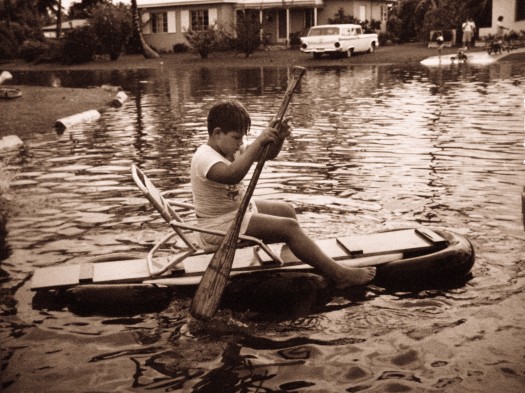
[191,100,375,288]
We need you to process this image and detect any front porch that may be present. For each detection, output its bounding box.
[237,5,320,47]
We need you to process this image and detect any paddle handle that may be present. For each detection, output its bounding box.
[191,66,306,320]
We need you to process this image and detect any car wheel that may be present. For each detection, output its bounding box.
[369,42,376,53]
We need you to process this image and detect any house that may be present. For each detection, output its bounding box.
[42,19,88,39]
[478,0,525,38]
[137,0,392,52]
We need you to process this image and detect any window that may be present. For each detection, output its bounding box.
[380,5,388,22]
[191,10,209,30]
[151,12,168,33]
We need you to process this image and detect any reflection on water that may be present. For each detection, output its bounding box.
[1,61,524,392]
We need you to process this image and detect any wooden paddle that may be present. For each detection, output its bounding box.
[190,66,306,319]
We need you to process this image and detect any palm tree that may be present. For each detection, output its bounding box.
[130,0,158,59]
[4,0,12,29]
[56,0,61,38]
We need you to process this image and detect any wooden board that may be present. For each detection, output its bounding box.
[31,228,445,290]
[31,258,149,290]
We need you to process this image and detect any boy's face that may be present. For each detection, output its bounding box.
[215,129,245,158]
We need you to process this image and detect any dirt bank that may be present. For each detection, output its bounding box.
[0,86,116,138]
[3,43,482,72]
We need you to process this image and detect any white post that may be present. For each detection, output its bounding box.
[260,9,263,42]
[314,7,317,26]
[286,8,290,47]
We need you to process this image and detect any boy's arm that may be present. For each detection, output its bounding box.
[207,118,292,185]
[207,117,292,185]
[207,133,276,185]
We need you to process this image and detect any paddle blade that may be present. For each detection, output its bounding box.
[190,225,241,319]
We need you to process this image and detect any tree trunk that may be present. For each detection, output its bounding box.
[56,0,62,39]
[5,0,12,30]
[131,0,159,59]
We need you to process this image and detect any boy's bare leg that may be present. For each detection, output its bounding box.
[254,200,297,219]
[245,213,375,288]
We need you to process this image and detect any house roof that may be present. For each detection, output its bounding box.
[42,19,88,31]
[137,0,323,8]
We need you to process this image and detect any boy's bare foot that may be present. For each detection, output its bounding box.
[334,266,376,289]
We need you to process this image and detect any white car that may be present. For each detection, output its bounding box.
[300,24,379,59]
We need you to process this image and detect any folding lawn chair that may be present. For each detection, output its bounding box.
[131,164,283,276]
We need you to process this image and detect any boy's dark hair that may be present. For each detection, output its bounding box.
[207,100,251,135]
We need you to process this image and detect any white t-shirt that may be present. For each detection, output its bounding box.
[462,21,475,33]
[190,144,246,219]
[190,144,256,249]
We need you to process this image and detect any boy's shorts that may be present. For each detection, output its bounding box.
[197,200,258,251]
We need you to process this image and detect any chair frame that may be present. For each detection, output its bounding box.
[131,164,283,276]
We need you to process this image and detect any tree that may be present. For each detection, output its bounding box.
[90,2,131,60]
[235,11,260,58]
[129,0,158,58]
[395,0,492,43]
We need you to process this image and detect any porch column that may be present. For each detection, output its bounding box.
[286,8,290,47]
[259,9,263,41]
[314,8,318,26]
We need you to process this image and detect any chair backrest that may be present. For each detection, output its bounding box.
[131,164,197,249]
[132,164,284,264]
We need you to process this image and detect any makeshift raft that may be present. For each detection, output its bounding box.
[30,165,475,310]
[31,227,475,295]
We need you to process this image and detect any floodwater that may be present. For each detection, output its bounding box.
[1,60,524,392]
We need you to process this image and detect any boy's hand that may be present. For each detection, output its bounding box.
[257,117,293,146]
[270,116,293,139]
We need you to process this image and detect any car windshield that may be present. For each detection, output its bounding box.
[308,27,340,36]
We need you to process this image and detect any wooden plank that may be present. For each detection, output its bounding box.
[336,229,437,257]
[92,259,150,283]
[31,264,81,290]
[415,228,447,246]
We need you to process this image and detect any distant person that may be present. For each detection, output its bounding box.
[436,33,444,59]
[496,16,509,40]
[462,17,476,49]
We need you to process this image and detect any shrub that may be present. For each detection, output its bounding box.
[37,39,63,63]
[378,31,397,46]
[328,8,359,24]
[19,39,48,62]
[289,31,302,48]
[0,26,19,60]
[61,26,98,64]
[173,43,189,53]
[185,26,222,58]
[89,2,132,61]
